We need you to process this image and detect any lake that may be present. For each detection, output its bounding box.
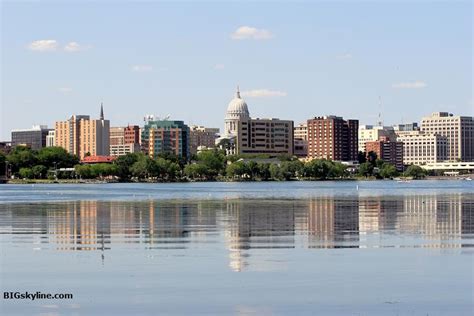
[0,181,473,315]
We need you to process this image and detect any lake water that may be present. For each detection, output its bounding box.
[0,181,473,315]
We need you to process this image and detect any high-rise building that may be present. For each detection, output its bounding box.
[358,125,396,153]
[365,136,404,171]
[218,87,294,156]
[109,125,140,157]
[396,131,448,166]
[141,120,190,159]
[55,104,110,159]
[307,116,358,161]
[420,112,474,162]
[11,125,52,150]
[46,130,55,147]
[294,123,308,157]
[189,125,220,154]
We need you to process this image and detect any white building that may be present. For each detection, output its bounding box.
[396,131,448,166]
[420,112,474,162]
[358,125,396,153]
[46,130,55,147]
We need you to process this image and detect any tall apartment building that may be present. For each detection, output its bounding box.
[420,112,474,162]
[109,125,140,157]
[358,125,396,153]
[189,125,220,154]
[294,123,308,157]
[55,105,110,159]
[396,131,448,166]
[365,136,404,171]
[141,120,189,159]
[11,125,52,150]
[236,118,294,156]
[307,116,358,161]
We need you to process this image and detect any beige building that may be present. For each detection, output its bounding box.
[55,105,110,159]
[109,126,140,157]
[294,123,308,157]
[396,131,447,166]
[237,118,293,156]
[189,125,220,154]
[358,125,396,153]
[420,112,474,162]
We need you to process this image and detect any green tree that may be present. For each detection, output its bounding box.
[31,165,48,179]
[75,164,93,179]
[19,167,34,179]
[131,156,157,179]
[0,151,5,176]
[226,161,249,179]
[196,149,225,177]
[367,151,378,165]
[358,162,374,177]
[37,147,78,169]
[184,163,209,180]
[379,163,398,178]
[404,165,426,179]
[269,163,283,180]
[6,146,37,173]
[114,153,142,180]
[357,151,367,164]
[256,163,271,180]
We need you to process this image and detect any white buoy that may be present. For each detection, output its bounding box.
[356,185,359,191]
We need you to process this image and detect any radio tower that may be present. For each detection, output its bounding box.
[377,96,383,127]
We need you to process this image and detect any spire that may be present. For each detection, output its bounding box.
[236,85,241,99]
[100,102,104,120]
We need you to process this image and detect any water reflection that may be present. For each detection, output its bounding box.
[0,194,472,271]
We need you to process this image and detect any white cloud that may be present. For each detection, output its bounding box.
[28,40,58,52]
[131,65,153,72]
[58,87,72,93]
[231,26,274,40]
[214,64,225,70]
[241,89,287,98]
[392,81,427,89]
[336,53,352,60]
[64,42,83,52]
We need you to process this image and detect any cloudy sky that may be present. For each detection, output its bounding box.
[1,0,472,140]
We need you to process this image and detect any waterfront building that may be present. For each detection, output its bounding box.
[189,125,220,155]
[11,125,52,150]
[55,104,110,159]
[141,119,190,159]
[46,130,55,147]
[219,87,293,156]
[307,116,358,161]
[420,112,474,162]
[396,131,448,166]
[365,136,404,171]
[109,125,140,157]
[0,141,11,153]
[358,125,396,153]
[294,123,308,157]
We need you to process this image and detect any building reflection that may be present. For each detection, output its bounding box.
[0,192,472,270]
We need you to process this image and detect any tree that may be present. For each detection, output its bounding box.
[114,153,142,180]
[404,165,426,179]
[131,156,156,179]
[37,147,78,169]
[269,163,283,180]
[367,151,378,165]
[6,146,37,172]
[226,161,249,179]
[0,151,5,176]
[31,165,48,179]
[256,163,271,180]
[196,149,225,177]
[379,163,398,178]
[184,163,209,180]
[19,167,34,179]
[358,162,374,177]
[357,151,367,164]
[75,165,93,179]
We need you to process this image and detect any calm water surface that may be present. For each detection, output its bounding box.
[0,181,473,315]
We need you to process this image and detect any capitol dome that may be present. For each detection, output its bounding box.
[225,87,250,120]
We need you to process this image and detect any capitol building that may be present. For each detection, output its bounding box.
[218,87,294,156]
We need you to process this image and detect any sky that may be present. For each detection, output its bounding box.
[1,0,472,140]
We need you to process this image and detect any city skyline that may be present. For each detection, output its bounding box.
[1,1,473,140]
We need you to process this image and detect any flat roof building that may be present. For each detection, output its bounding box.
[11,125,52,150]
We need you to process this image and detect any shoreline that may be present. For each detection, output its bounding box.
[2,175,472,185]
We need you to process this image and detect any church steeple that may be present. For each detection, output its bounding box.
[100,102,104,120]
[236,85,241,99]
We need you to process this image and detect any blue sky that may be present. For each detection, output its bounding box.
[1,0,472,140]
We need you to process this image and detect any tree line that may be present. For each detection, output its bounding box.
[0,146,427,181]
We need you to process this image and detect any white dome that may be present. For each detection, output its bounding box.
[225,87,250,120]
